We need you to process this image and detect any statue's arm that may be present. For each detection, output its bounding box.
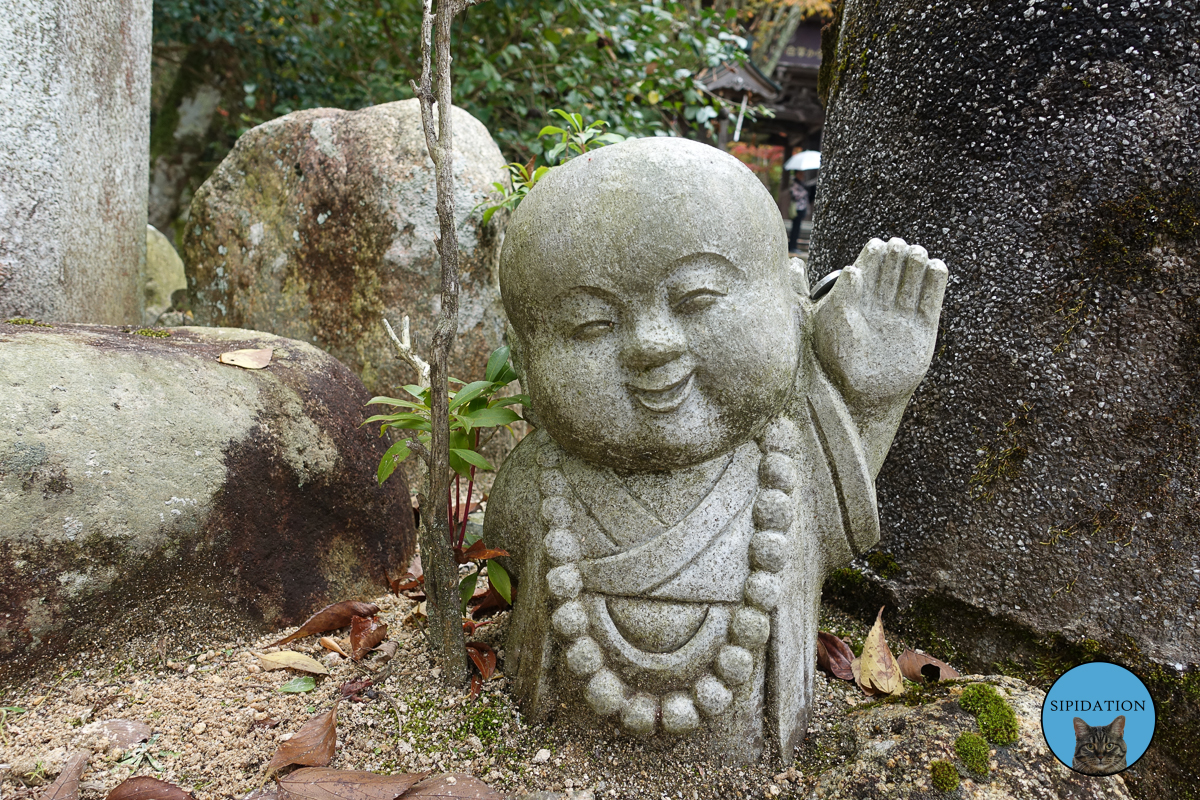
[482,427,548,581]
[810,237,948,478]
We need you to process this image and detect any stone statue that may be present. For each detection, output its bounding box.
[484,138,947,763]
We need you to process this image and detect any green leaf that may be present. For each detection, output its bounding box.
[278,676,316,693]
[402,385,429,400]
[537,125,567,137]
[490,395,528,408]
[450,448,495,471]
[485,346,511,382]
[449,380,494,411]
[459,570,479,615]
[364,397,426,410]
[377,441,411,485]
[488,560,512,605]
[461,407,521,428]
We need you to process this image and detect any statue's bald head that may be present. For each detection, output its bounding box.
[499,137,789,338]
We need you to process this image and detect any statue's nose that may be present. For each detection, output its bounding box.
[621,315,686,371]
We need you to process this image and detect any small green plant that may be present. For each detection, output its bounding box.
[133,328,171,338]
[865,550,900,579]
[0,706,26,746]
[117,733,166,771]
[5,317,51,327]
[954,731,990,776]
[929,759,959,792]
[959,683,1019,744]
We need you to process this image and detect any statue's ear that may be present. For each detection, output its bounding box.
[788,256,810,297]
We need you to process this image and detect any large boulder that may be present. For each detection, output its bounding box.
[144,224,187,324]
[181,99,508,396]
[0,321,415,679]
[813,1,1198,790]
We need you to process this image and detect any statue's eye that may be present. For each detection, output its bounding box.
[673,288,724,314]
[572,320,614,340]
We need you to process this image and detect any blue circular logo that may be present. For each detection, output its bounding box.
[1041,662,1156,776]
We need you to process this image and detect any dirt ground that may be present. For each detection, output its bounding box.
[0,591,887,800]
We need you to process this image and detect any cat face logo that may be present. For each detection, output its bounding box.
[1041,662,1156,777]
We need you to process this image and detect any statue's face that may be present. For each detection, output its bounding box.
[501,139,800,471]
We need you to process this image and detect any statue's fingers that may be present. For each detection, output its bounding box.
[826,264,864,311]
[895,244,928,315]
[852,238,887,282]
[918,258,949,322]
[874,237,909,309]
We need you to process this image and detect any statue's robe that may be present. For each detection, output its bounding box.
[487,368,880,763]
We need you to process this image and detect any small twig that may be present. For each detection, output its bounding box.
[400,430,432,466]
[378,688,405,732]
[383,316,431,388]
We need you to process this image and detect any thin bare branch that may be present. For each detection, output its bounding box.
[383,316,432,388]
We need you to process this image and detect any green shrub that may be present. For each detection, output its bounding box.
[959,683,1019,744]
[929,759,959,792]
[954,731,990,776]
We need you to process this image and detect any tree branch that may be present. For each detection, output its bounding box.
[383,316,431,388]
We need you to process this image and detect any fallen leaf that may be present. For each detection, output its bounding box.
[856,607,904,697]
[271,601,381,647]
[278,676,318,694]
[40,750,88,800]
[254,717,281,729]
[459,540,509,562]
[100,719,152,747]
[898,649,961,684]
[266,703,338,778]
[219,347,273,369]
[399,774,503,799]
[373,641,399,663]
[339,679,373,702]
[468,585,511,620]
[390,556,424,594]
[468,673,483,700]
[465,642,496,681]
[279,768,429,800]
[816,632,855,681]
[243,789,279,800]
[106,777,195,800]
[319,637,349,658]
[350,617,389,661]
[258,651,330,675]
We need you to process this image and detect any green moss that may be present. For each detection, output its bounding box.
[452,704,504,744]
[133,328,172,338]
[816,0,845,106]
[929,759,959,792]
[865,550,900,579]
[954,731,990,777]
[5,318,52,327]
[959,683,1019,745]
[968,402,1032,501]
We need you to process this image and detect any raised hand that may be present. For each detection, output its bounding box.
[813,237,948,409]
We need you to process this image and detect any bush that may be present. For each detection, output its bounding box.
[954,731,990,777]
[929,759,959,792]
[959,683,1019,744]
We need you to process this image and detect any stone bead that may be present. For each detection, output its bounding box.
[551,600,588,640]
[621,694,658,735]
[760,417,799,453]
[546,564,582,600]
[565,636,602,676]
[716,645,754,687]
[744,571,782,611]
[730,607,770,650]
[758,452,798,492]
[661,692,700,734]
[749,531,789,573]
[543,527,582,565]
[539,468,567,495]
[693,674,733,717]
[752,489,793,530]
[536,445,560,468]
[586,669,627,716]
[540,496,573,527]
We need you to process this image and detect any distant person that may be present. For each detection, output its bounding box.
[788,172,811,252]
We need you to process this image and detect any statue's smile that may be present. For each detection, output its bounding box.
[628,372,694,413]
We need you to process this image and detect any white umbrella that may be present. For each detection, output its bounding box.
[784,150,821,171]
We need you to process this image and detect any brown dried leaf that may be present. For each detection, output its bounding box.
[279,768,429,800]
[399,774,503,799]
[459,540,509,562]
[258,651,330,675]
[390,556,424,594]
[468,585,511,620]
[100,719,152,747]
[254,717,281,730]
[218,347,273,369]
[39,751,88,800]
[897,649,961,684]
[465,642,496,681]
[319,637,349,658]
[271,601,381,647]
[373,641,399,663]
[468,673,482,700]
[816,631,855,680]
[339,679,373,702]
[106,777,195,800]
[856,607,903,697]
[350,617,388,661]
[266,703,339,778]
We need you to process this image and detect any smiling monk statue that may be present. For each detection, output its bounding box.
[484,137,948,763]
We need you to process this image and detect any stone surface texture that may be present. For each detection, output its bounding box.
[0,322,415,679]
[181,99,508,396]
[0,0,150,325]
[486,138,947,764]
[814,1,1198,674]
[144,224,187,324]
[808,676,1132,800]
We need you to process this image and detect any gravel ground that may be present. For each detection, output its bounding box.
[0,592,899,800]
